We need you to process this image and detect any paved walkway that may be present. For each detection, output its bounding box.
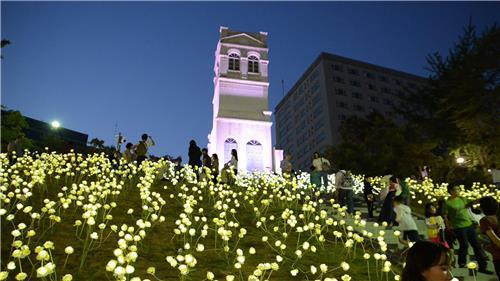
[321,195,498,281]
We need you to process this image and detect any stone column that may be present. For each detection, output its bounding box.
[240,57,248,79]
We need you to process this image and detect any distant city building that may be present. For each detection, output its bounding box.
[207,26,282,172]
[1,110,88,150]
[274,52,427,170]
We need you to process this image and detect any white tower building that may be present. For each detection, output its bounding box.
[208,26,278,172]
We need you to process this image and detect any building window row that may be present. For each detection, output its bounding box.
[332,64,343,72]
[228,53,260,73]
[352,91,362,99]
[354,104,365,112]
[334,88,347,96]
[383,98,393,106]
[331,62,422,90]
[336,101,348,109]
[333,76,345,84]
[350,80,361,87]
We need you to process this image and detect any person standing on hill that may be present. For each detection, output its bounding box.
[123,142,137,163]
[400,177,411,206]
[393,195,420,244]
[478,196,500,279]
[424,203,449,248]
[312,152,331,188]
[280,153,293,177]
[135,134,155,165]
[188,140,202,168]
[378,176,400,228]
[337,170,355,214]
[201,148,212,180]
[224,149,238,184]
[363,176,376,219]
[202,148,212,169]
[211,153,219,183]
[442,185,493,275]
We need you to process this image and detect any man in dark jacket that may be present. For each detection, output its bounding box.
[188,140,202,167]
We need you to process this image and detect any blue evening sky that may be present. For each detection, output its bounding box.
[2,2,499,160]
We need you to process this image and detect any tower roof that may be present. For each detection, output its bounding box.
[219,26,268,48]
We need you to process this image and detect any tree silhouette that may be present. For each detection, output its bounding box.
[89,138,105,149]
[400,22,500,172]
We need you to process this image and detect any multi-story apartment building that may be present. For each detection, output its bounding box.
[274,52,427,170]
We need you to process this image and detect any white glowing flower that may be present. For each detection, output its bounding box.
[7,262,16,270]
[310,265,317,274]
[341,262,350,271]
[320,263,328,273]
[36,266,48,277]
[467,262,477,270]
[65,246,74,254]
[15,272,27,281]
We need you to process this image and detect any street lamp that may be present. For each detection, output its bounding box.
[51,120,61,129]
[456,157,465,164]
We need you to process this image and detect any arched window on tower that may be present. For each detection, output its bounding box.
[248,55,259,73]
[246,140,263,171]
[224,138,238,163]
[228,53,240,71]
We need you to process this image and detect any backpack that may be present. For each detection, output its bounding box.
[342,172,355,188]
[321,158,331,172]
[135,141,148,156]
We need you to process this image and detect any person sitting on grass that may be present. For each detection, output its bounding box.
[478,196,500,279]
[393,195,420,245]
[401,240,452,281]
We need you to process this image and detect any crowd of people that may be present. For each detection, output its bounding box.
[364,174,499,279]
[108,136,237,185]
[280,152,499,279]
[187,139,237,184]
[402,190,500,281]
[7,136,500,279]
[115,143,500,279]
[117,133,156,166]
